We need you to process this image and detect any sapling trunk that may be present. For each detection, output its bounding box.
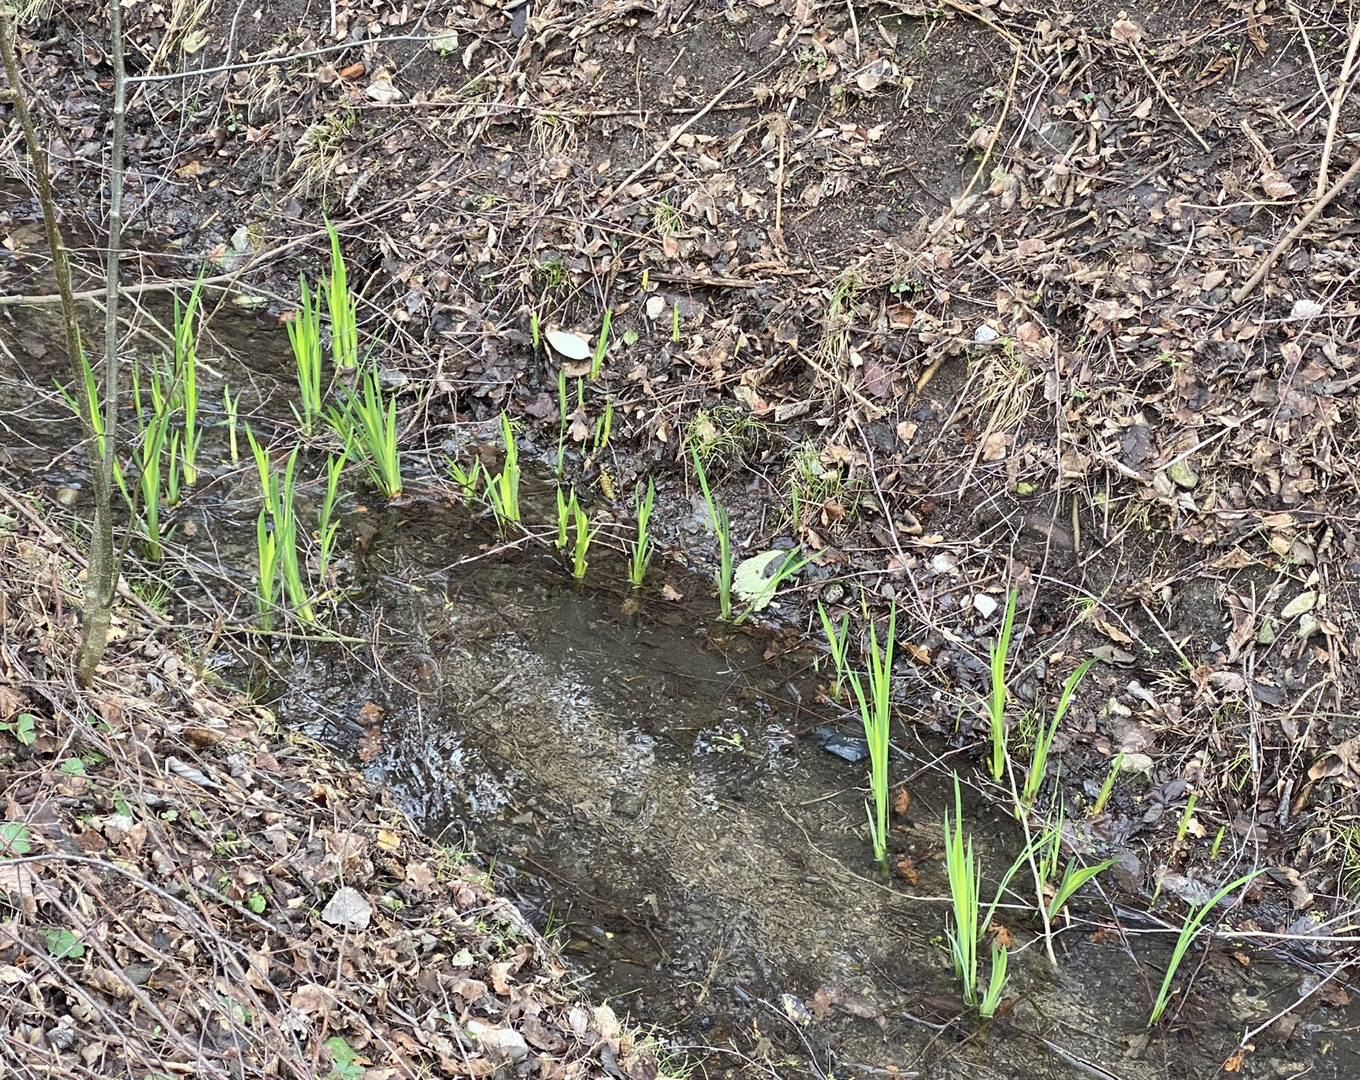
[1,13,122,684]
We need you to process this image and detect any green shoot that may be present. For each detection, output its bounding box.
[1176,794,1198,844]
[671,302,680,342]
[1148,869,1265,1025]
[323,221,359,368]
[171,276,204,486]
[288,272,325,434]
[818,601,852,698]
[594,397,613,451]
[165,430,181,508]
[334,366,401,498]
[448,457,482,503]
[988,590,1018,782]
[555,487,576,551]
[222,386,240,462]
[1048,855,1117,920]
[979,941,1009,1019]
[1022,658,1095,807]
[690,449,733,620]
[847,601,895,866]
[255,512,279,627]
[1091,751,1124,816]
[530,309,540,351]
[247,428,313,623]
[591,309,612,379]
[130,361,172,561]
[628,478,655,587]
[487,412,521,532]
[572,498,601,579]
[1210,825,1226,860]
[315,446,348,588]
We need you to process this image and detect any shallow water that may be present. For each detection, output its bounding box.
[4,306,1360,1079]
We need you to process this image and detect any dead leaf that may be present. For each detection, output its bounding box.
[365,70,403,104]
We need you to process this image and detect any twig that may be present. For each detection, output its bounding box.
[1128,39,1212,153]
[599,71,747,208]
[1232,153,1360,303]
[1319,15,1360,195]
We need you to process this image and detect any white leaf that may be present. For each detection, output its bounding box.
[545,329,591,360]
[1280,591,1317,619]
[733,549,791,608]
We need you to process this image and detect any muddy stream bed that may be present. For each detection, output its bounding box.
[4,307,1360,1079]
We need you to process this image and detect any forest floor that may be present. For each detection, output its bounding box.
[5,0,1360,1072]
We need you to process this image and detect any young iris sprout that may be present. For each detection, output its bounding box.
[130,360,173,562]
[315,446,348,588]
[1148,869,1265,1025]
[323,221,359,369]
[486,412,521,531]
[590,309,612,380]
[628,478,656,587]
[571,498,601,579]
[171,277,205,487]
[594,397,614,451]
[222,386,241,462]
[248,428,312,623]
[690,449,733,620]
[448,457,482,503]
[333,366,401,498]
[847,600,895,866]
[287,272,326,434]
[1091,751,1124,816]
[555,367,568,478]
[988,590,1018,782]
[818,601,852,698]
[942,776,1024,1014]
[1021,658,1095,807]
[555,487,577,551]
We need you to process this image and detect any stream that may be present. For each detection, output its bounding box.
[2,305,1359,1079]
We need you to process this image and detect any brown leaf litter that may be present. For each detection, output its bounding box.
[0,495,661,1079]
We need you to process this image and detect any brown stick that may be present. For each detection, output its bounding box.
[1317,15,1360,197]
[1232,154,1360,304]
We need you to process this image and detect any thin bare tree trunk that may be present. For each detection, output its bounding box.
[0,12,119,685]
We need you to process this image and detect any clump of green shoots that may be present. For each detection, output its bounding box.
[171,278,204,487]
[988,590,1018,782]
[323,221,359,369]
[288,272,326,434]
[847,600,896,867]
[448,456,483,503]
[333,366,401,498]
[628,478,656,587]
[691,449,734,620]
[248,428,312,623]
[130,361,172,561]
[572,498,601,579]
[594,397,614,452]
[818,601,852,698]
[1148,869,1264,1025]
[487,412,521,532]
[943,776,1022,1016]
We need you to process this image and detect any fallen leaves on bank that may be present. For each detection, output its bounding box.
[0,502,662,1079]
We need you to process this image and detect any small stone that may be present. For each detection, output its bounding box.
[1297,613,1320,640]
[1166,460,1198,489]
[54,487,81,507]
[1257,617,1276,645]
[973,323,1000,343]
[972,594,999,618]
